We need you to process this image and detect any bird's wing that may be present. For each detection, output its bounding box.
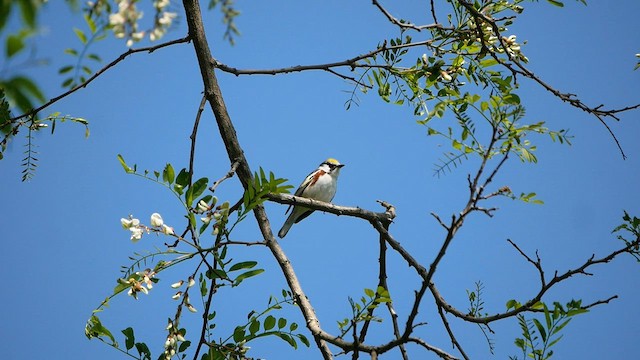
[284,169,325,215]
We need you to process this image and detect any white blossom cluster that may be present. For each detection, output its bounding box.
[121,213,174,242]
[107,0,177,47]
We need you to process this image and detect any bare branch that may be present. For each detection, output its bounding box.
[209,160,239,193]
[188,95,207,179]
[372,0,444,31]
[408,337,459,360]
[437,305,470,360]
[212,39,435,77]
[6,36,191,125]
[430,235,640,324]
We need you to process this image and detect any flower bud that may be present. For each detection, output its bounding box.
[150,213,164,227]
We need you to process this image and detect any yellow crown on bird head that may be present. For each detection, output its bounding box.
[323,158,341,166]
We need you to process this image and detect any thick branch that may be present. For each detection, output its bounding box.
[266,193,393,224]
[181,1,333,358]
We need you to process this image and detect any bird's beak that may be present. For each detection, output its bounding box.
[337,164,345,168]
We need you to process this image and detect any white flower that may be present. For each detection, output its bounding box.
[197,200,209,213]
[162,224,175,235]
[150,213,164,227]
[171,280,184,289]
[130,227,144,242]
[158,11,177,26]
[440,70,452,82]
[121,217,140,229]
[154,0,170,10]
[188,276,195,287]
[186,304,197,313]
[109,13,125,26]
[201,216,211,225]
[131,31,145,42]
[172,291,182,300]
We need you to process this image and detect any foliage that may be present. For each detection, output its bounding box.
[508,300,587,360]
[612,211,640,261]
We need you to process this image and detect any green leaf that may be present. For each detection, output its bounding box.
[174,169,190,194]
[232,326,245,343]
[84,13,97,33]
[278,317,287,329]
[6,33,25,58]
[249,319,260,335]
[85,315,116,344]
[234,269,265,285]
[264,315,276,330]
[503,93,521,105]
[229,261,257,272]
[58,65,74,74]
[364,288,375,298]
[135,342,151,360]
[17,0,37,28]
[10,76,45,103]
[121,327,135,350]
[178,340,191,352]
[73,28,87,44]
[186,177,208,205]
[532,318,547,342]
[546,0,564,7]
[276,333,296,348]
[117,154,134,173]
[206,268,228,280]
[298,334,310,347]
[163,163,175,184]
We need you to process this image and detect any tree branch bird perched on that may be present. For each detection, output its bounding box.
[278,158,345,238]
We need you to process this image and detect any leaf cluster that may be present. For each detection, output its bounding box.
[508,299,587,360]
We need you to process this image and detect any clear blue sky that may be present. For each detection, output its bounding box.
[1,1,639,359]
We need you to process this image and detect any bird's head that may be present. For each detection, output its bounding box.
[320,158,345,176]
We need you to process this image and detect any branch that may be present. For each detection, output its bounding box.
[6,36,191,125]
[437,305,470,360]
[430,235,640,324]
[408,337,459,360]
[188,95,208,179]
[213,39,435,78]
[182,1,333,358]
[266,193,394,224]
[456,0,635,159]
[372,0,444,31]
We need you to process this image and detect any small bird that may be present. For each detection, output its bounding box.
[278,158,345,238]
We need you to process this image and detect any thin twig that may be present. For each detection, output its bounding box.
[437,305,470,360]
[7,36,191,125]
[372,0,444,31]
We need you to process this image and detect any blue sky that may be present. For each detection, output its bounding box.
[1,1,639,359]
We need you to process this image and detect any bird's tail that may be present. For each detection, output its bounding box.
[278,213,296,238]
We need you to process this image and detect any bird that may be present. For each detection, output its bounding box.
[277,158,345,238]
